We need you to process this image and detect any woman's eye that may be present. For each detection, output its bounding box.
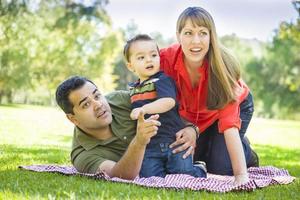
[184,31,192,35]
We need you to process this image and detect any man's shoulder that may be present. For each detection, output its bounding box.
[106,90,130,107]
[105,90,132,116]
[105,90,130,101]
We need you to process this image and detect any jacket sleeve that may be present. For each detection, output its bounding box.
[218,101,241,133]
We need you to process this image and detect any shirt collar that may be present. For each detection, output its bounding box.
[128,71,163,88]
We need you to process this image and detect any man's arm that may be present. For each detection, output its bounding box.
[98,111,161,179]
[131,98,175,120]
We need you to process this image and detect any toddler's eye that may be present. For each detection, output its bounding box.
[95,94,101,100]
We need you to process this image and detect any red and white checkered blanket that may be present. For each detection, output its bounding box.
[19,165,295,193]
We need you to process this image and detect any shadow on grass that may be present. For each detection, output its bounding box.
[0,104,24,108]
[253,144,300,177]
[0,144,69,166]
[0,144,299,199]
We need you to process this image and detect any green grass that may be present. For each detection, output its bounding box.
[0,104,299,199]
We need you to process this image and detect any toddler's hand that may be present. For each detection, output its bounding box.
[130,107,145,120]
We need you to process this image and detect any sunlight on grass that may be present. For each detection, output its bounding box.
[0,104,299,199]
[0,104,73,147]
[247,118,300,149]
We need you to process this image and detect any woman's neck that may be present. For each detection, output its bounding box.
[184,59,204,88]
[184,59,204,70]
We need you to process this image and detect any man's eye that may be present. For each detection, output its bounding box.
[82,102,90,108]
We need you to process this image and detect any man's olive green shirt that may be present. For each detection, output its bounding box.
[71,91,136,173]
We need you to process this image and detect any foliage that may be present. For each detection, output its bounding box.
[221,3,300,119]
[0,1,299,119]
[0,104,299,199]
[0,0,121,104]
[246,18,300,119]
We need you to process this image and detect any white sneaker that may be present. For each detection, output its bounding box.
[194,161,207,173]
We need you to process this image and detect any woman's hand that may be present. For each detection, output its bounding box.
[234,173,250,186]
[169,126,197,159]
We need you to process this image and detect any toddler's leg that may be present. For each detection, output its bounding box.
[166,149,207,177]
[139,147,166,178]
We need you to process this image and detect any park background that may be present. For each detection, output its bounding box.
[0,0,299,199]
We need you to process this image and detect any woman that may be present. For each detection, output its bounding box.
[160,7,259,185]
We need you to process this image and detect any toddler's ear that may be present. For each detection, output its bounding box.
[126,62,135,72]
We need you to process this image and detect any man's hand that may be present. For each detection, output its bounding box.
[130,107,145,120]
[99,111,161,180]
[169,126,197,159]
[135,110,161,146]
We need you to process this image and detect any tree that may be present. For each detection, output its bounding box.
[0,0,121,104]
[245,2,300,118]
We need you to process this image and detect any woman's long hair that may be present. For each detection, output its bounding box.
[177,7,240,109]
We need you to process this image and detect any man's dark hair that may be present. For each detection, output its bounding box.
[55,76,95,114]
[123,34,157,62]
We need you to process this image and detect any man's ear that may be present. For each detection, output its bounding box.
[126,62,135,72]
[66,113,79,126]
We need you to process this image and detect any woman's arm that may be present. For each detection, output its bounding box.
[224,127,249,185]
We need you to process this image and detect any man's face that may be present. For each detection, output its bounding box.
[67,82,112,133]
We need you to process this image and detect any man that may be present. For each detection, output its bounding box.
[55,76,161,179]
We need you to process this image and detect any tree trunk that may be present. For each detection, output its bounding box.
[6,90,13,103]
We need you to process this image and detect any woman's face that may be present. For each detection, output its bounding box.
[177,18,210,67]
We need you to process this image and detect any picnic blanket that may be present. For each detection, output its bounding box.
[19,165,295,193]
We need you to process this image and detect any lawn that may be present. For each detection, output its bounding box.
[0,104,299,199]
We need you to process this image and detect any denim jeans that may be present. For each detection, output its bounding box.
[140,143,207,178]
[194,93,255,175]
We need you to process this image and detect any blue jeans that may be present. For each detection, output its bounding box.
[140,143,207,178]
[194,93,255,175]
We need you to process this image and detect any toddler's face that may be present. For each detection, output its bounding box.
[127,40,160,82]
